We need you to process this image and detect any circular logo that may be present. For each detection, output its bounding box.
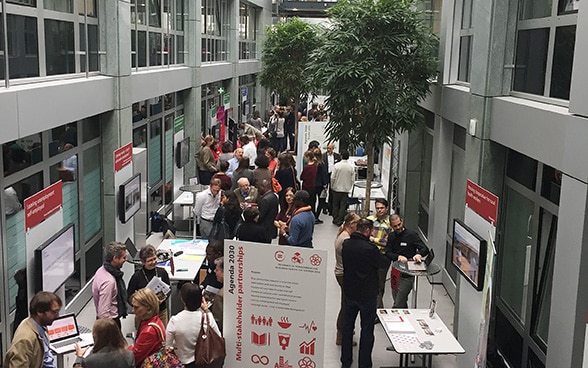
[309,253,322,266]
[274,250,285,262]
[298,356,316,368]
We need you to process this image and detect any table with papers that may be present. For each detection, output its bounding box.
[377,308,464,368]
[156,238,208,281]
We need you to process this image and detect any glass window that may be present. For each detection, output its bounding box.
[506,149,537,190]
[549,25,576,100]
[540,165,561,205]
[176,35,184,64]
[165,114,174,184]
[138,30,147,67]
[0,15,4,82]
[5,14,40,79]
[83,145,102,241]
[202,0,228,62]
[7,0,36,5]
[82,116,100,143]
[50,123,78,157]
[44,0,73,12]
[45,19,75,76]
[495,308,524,367]
[80,24,99,72]
[458,36,471,82]
[175,0,185,31]
[78,0,97,17]
[558,0,580,14]
[133,125,148,148]
[149,31,162,66]
[239,3,258,60]
[164,34,174,65]
[519,0,552,20]
[513,28,549,95]
[3,133,43,176]
[149,0,161,27]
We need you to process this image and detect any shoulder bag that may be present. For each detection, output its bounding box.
[140,322,184,368]
[194,311,226,368]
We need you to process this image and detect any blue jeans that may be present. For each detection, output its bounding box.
[341,297,377,368]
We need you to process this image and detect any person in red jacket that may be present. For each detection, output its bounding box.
[128,288,166,366]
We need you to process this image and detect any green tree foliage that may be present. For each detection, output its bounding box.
[308,0,438,213]
[259,18,321,102]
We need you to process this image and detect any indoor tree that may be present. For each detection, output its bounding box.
[259,17,322,148]
[308,0,438,215]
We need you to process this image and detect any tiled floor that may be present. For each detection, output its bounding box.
[77,215,458,368]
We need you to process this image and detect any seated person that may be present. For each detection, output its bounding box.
[233,177,259,206]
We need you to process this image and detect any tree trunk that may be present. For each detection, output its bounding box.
[364,139,374,217]
[293,95,300,153]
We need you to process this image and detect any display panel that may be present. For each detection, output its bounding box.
[118,174,141,223]
[452,219,487,291]
[175,137,190,168]
[34,224,75,293]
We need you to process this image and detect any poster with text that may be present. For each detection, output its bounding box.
[224,240,327,368]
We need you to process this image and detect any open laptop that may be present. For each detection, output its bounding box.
[407,249,435,271]
[47,314,93,354]
[125,237,141,263]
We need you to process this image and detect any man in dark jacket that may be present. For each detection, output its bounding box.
[257,179,279,242]
[341,218,391,368]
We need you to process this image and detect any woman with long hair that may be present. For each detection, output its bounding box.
[231,156,254,190]
[274,187,296,245]
[334,212,360,346]
[274,152,298,196]
[212,191,242,239]
[128,288,166,367]
[73,318,134,368]
[299,150,318,215]
[196,135,218,185]
[313,147,329,224]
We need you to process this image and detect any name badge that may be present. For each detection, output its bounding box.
[400,242,407,247]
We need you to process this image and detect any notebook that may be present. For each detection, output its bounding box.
[47,314,93,354]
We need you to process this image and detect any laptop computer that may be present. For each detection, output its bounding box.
[125,237,141,263]
[47,314,93,354]
[407,249,435,271]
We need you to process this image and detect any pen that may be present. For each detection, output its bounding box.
[176,268,189,272]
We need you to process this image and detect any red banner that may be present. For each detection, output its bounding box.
[465,180,499,225]
[24,181,63,231]
[114,142,133,172]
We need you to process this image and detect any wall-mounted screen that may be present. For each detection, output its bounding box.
[34,224,75,293]
[118,174,141,224]
[452,219,487,291]
[175,137,190,168]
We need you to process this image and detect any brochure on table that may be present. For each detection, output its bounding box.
[224,240,327,368]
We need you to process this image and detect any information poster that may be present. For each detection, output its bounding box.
[224,240,327,368]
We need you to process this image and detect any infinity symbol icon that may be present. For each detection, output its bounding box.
[251,354,270,365]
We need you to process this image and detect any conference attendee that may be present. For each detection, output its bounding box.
[367,198,392,309]
[92,241,128,328]
[240,134,257,168]
[230,157,254,190]
[312,148,329,223]
[210,256,225,332]
[4,186,22,216]
[236,207,269,243]
[198,239,224,291]
[234,177,259,205]
[334,212,360,346]
[385,214,430,308]
[341,218,390,368]
[330,151,355,226]
[195,135,218,185]
[281,190,314,248]
[193,178,222,238]
[274,152,299,196]
[226,147,243,178]
[323,143,341,214]
[257,179,279,242]
[212,191,242,240]
[166,283,220,368]
[128,288,166,367]
[127,245,171,327]
[274,187,296,245]
[211,160,232,191]
[249,110,263,130]
[73,318,134,368]
[4,291,62,368]
[216,141,234,170]
[265,147,278,173]
[253,155,273,191]
[300,150,318,213]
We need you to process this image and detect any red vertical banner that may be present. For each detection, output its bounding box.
[24,181,63,231]
[217,106,226,142]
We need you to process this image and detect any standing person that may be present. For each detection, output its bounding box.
[240,135,257,168]
[199,240,224,291]
[195,135,218,185]
[210,257,225,332]
[313,148,329,224]
[216,141,234,170]
[323,143,341,214]
[92,241,128,329]
[265,148,278,174]
[385,214,429,308]
[341,218,391,368]
[236,207,269,243]
[72,318,134,368]
[367,198,392,309]
[4,291,62,368]
[127,245,171,327]
[253,155,272,191]
[330,151,355,226]
[274,187,296,245]
[284,104,296,152]
[128,289,166,367]
[193,178,222,238]
[274,110,286,153]
[226,147,243,178]
[231,157,254,190]
[257,179,279,242]
[212,191,242,240]
[211,161,232,191]
[274,152,299,197]
[166,283,220,368]
[249,110,263,131]
[299,150,318,214]
[279,190,314,248]
[334,212,360,346]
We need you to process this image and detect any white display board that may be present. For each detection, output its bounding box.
[224,240,327,368]
[296,121,338,177]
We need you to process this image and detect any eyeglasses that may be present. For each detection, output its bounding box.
[47,309,60,315]
[375,207,386,210]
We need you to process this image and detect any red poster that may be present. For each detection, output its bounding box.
[24,181,63,231]
[217,106,226,142]
[114,142,133,172]
[465,180,499,225]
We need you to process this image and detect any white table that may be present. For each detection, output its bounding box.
[156,238,208,281]
[377,308,464,368]
[173,190,194,206]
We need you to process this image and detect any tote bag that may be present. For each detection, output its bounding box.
[194,312,226,368]
[140,322,184,368]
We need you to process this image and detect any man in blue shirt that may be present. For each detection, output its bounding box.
[4,291,62,368]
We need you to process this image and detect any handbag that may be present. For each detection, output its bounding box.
[141,323,184,368]
[271,176,283,193]
[291,167,300,190]
[194,311,226,368]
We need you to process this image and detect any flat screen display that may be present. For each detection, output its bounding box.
[175,137,190,168]
[451,219,487,291]
[34,224,75,292]
[118,174,141,224]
